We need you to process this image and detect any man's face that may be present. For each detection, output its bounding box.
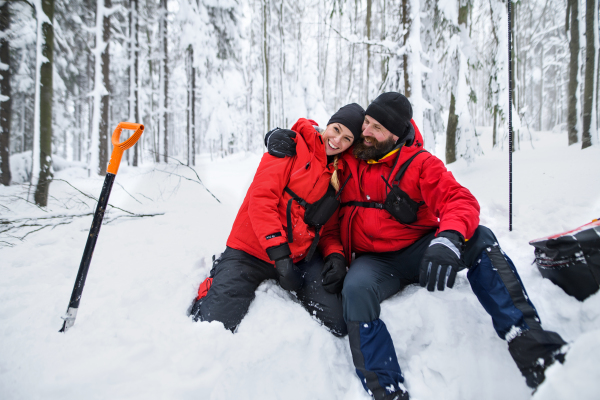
[352,115,399,160]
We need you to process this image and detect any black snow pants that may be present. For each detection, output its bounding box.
[191,247,347,337]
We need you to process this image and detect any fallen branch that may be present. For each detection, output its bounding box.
[51,178,136,215]
[149,151,221,204]
[0,211,164,248]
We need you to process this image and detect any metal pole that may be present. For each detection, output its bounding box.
[508,0,513,232]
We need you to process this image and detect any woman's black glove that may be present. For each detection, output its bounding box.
[265,128,297,158]
[419,230,466,291]
[275,258,303,291]
[267,243,303,291]
[321,253,347,294]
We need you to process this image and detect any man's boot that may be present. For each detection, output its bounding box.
[508,328,568,389]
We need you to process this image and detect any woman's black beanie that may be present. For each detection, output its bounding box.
[365,92,415,144]
[327,103,365,143]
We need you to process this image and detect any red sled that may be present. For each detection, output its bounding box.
[529,219,600,301]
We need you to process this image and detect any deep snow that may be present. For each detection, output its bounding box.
[1,128,599,400]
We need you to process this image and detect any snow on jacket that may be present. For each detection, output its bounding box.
[331,119,480,263]
[226,118,345,264]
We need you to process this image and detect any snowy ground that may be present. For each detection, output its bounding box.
[1,128,600,400]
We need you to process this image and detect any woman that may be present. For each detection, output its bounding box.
[189,104,365,337]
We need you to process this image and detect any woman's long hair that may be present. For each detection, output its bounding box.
[331,156,340,191]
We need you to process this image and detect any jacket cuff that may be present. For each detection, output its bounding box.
[266,243,292,261]
[324,252,346,263]
[438,230,465,249]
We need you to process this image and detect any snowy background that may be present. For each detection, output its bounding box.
[1,127,599,400]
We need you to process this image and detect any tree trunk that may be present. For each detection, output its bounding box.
[365,0,372,102]
[134,0,140,165]
[539,42,544,130]
[582,0,597,148]
[262,0,270,134]
[493,105,497,147]
[567,0,580,145]
[380,0,388,88]
[129,0,139,166]
[99,0,111,176]
[278,1,285,127]
[186,45,195,167]
[0,1,11,186]
[445,1,469,164]
[402,0,411,97]
[446,93,458,164]
[162,0,168,163]
[34,0,54,206]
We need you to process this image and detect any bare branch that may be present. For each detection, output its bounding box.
[51,178,136,215]
[148,151,221,203]
[114,181,143,204]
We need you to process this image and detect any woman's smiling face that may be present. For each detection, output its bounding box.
[322,123,355,156]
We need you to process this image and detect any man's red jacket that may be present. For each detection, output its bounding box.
[227,118,345,264]
[328,120,480,263]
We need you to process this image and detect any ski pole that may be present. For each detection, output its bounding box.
[59,122,144,333]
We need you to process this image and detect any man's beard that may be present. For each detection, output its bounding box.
[353,135,397,160]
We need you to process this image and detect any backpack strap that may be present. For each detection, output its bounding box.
[393,150,429,182]
[341,201,384,209]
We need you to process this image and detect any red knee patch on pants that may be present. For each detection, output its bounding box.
[196,277,213,300]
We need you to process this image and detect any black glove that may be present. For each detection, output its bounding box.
[275,258,303,291]
[321,253,347,294]
[419,230,466,291]
[265,128,297,158]
[267,243,303,291]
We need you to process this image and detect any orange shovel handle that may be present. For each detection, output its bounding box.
[107,122,145,175]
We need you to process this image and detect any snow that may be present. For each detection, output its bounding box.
[1,128,600,400]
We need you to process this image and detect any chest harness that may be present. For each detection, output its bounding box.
[284,174,351,262]
[341,150,429,224]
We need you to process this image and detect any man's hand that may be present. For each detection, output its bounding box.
[275,258,303,291]
[265,128,297,158]
[321,253,347,294]
[419,231,466,291]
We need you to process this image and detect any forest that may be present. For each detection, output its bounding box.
[0,0,598,206]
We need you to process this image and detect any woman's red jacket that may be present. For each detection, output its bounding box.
[226,118,345,264]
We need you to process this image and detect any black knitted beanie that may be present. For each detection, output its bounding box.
[365,92,415,144]
[327,103,365,143]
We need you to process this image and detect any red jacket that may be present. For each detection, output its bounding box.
[227,118,345,264]
[332,120,480,262]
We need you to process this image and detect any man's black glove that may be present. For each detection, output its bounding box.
[265,128,297,158]
[321,253,347,294]
[419,230,466,291]
[267,243,303,291]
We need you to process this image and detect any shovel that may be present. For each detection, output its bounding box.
[60,122,144,333]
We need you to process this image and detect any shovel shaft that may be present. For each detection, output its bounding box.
[60,173,115,332]
[68,173,115,309]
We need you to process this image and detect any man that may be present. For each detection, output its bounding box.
[265,92,567,400]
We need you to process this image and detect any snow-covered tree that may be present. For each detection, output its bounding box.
[0,0,11,185]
